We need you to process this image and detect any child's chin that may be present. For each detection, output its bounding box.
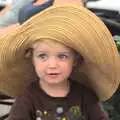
[45,79,63,85]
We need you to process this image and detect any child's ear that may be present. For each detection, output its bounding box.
[24,48,32,58]
[73,59,77,67]
[32,56,34,65]
[73,55,84,66]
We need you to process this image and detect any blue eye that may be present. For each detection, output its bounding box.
[38,53,48,60]
[58,54,68,60]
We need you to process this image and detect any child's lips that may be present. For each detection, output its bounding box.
[47,73,60,78]
[47,72,60,75]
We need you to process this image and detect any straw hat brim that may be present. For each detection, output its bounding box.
[0,5,120,101]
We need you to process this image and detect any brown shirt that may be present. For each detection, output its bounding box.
[7,80,109,120]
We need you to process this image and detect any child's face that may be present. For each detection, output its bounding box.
[32,40,76,85]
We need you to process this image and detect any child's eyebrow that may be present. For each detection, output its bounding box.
[34,50,48,53]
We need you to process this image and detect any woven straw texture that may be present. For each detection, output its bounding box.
[0,5,119,101]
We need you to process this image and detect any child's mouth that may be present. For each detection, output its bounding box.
[47,73,60,78]
[49,73,58,75]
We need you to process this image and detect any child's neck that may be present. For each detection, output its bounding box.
[39,80,70,98]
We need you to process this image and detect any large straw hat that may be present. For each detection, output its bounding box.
[0,5,120,101]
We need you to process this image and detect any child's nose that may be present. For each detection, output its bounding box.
[47,57,59,68]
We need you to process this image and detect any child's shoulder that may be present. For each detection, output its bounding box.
[23,80,39,97]
[71,80,99,101]
[70,79,91,91]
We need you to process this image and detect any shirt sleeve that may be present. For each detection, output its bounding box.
[7,95,35,120]
[83,86,109,120]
